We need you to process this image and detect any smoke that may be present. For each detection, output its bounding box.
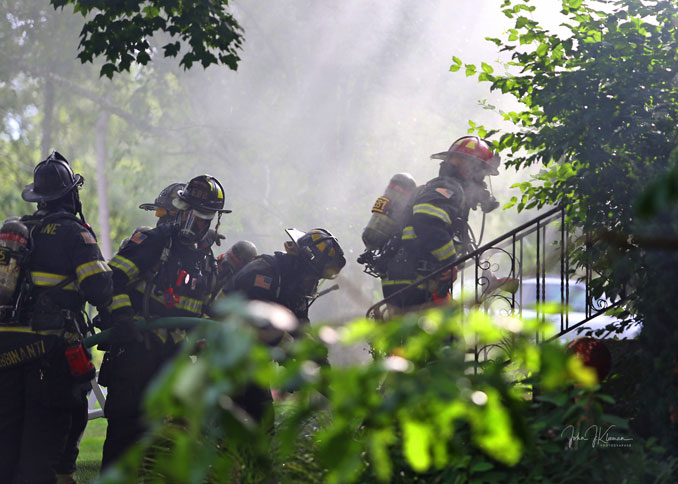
[158,1,538,324]
[10,0,564,326]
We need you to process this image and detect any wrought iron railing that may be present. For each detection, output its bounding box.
[366,206,624,345]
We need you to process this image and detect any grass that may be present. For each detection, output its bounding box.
[76,417,107,484]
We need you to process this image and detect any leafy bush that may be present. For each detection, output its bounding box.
[94,296,677,483]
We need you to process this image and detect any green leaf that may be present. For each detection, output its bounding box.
[470,459,495,473]
[402,419,432,472]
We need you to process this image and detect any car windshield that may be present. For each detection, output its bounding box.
[521,280,587,312]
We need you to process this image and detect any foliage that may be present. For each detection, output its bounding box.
[50,0,244,78]
[452,0,678,450]
[0,0,213,252]
[91,296,678,483]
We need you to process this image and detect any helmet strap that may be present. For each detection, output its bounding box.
[213,212,222,235]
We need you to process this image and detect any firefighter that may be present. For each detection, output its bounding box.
[99,174,229,470]
[221,228,345,422]
[0,152,112,484]
[224,228,345,323]
[122,181,226,252]
[381,136,501,310]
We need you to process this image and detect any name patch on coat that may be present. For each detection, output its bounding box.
[0,339,48,369]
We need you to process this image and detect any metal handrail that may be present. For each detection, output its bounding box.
[366,202,633,354]
[366,206,564,320]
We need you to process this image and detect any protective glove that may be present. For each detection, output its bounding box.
[200,229,226,249]
[109,316,143,348]
[93,307,112,330]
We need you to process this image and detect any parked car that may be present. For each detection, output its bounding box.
[517,277,640,342]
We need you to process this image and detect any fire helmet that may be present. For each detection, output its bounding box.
[173,175,230,244]
[224,240,258,271]
[431,136,500,176]
[21,152,84,203]
[286,228,346,279]
[175,175,231,215]
[139,182,185,213]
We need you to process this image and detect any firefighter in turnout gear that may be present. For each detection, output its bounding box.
[221,228,345,422]
[0,152,113,484]
[225,228,345,323]
[100,174,230,469]
[381,136,500,310]
[122,181,226,253]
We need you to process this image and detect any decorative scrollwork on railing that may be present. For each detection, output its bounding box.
[590,295,612,312]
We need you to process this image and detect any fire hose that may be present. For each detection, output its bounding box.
[83,317,207,348]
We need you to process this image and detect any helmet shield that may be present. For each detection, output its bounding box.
[22,151,84,202]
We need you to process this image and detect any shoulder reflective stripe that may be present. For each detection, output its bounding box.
[30,272,78,291]
[432,239,457,261]
[401,226,417,240]
[108,255,140,280]
[413,203,452,224]
[110,294,132,311]
[75,260,111,284]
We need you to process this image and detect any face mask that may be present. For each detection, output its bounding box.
[177,209,212,243]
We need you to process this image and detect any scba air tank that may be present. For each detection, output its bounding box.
[362,173,417,250]
[0,217,29,306]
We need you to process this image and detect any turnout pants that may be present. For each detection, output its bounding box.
[0,350,83,484]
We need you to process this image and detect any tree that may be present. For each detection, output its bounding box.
[50,0,244,78]
[0,0,210,256]
[455,0,678,448]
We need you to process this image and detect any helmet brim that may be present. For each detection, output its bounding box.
[430,151,449,160]
[176,193,232,214]
[431,152,500,176]
[21,174,83,202]
[139,203,159,211]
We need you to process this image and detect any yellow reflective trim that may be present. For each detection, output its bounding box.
[134,283,203,315]
[175,296,203,314]
[75,260,111,284]
[381,279,415,286]
[413,203,452,224]
[381,280,436,291]
[401,226,417,240]
[108,255,140,280]
[169,328,186,344]
[30,272,78,291]
[432,239,457,261]
[110,294,132,311]
[0,326,62,335]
